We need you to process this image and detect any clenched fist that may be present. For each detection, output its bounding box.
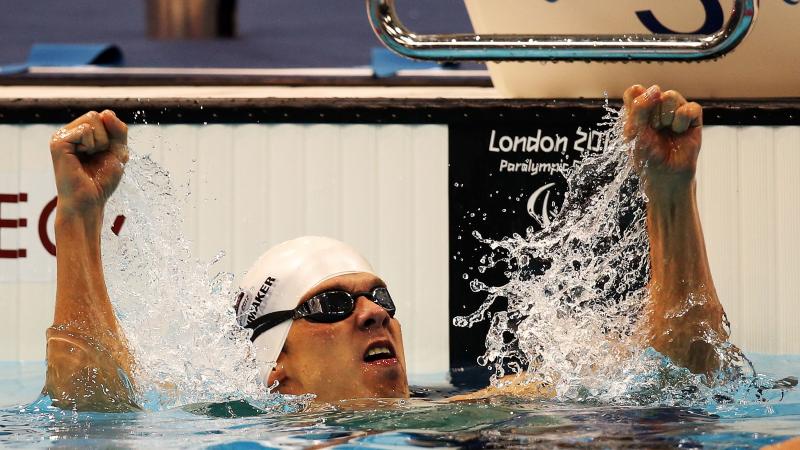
[623,84,703,192]
[50,110,129,215]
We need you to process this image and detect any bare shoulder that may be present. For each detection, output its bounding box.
[447,375,555,402]
[45,327,139,412]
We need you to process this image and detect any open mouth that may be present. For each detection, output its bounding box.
[363,341,396,363]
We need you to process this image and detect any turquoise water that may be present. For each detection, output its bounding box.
[1,355,798,449]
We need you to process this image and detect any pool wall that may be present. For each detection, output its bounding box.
[0,112,449,378]
[0,88,798,380]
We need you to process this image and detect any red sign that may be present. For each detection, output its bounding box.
[0,193,124,259]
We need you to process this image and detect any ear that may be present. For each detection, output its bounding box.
[266,352,288,389]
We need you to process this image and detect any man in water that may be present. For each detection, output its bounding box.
[44,84,727,411]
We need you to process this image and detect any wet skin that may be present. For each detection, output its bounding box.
[268,272,410,402]
[46,110,136,411]
[624,85,728,377]
[44,84,729,410]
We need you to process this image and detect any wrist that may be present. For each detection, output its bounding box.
[643,177,696,205]
[55,204,104,237]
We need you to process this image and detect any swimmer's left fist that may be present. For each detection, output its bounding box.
[623,85,702,191]
[626,85,729,377]
[50,110,129,216]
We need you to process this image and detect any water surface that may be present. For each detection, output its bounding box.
[1,357,798,449]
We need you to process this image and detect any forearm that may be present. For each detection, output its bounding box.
[647,181,714,295]
[55,209,114,328]
[52,205,133,373]
[645,179,727,374]
[448,374,555,401]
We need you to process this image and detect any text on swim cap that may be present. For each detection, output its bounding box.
[248,276,276,324]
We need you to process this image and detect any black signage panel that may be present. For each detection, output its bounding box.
[448,109,610,387]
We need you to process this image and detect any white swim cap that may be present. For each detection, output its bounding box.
[235,236,375,385]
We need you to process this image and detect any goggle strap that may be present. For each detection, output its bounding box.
[244,287,396,341]
[246,309,295,342]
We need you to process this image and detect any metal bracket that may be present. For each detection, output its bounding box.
[367,0,758,62]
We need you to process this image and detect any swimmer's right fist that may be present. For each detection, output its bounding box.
[50,110,129,214]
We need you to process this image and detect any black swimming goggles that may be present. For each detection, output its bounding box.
[246,287,396,342]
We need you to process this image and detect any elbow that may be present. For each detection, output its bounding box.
[45,337,139,412]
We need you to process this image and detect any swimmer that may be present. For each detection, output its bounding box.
[43,85,728,411]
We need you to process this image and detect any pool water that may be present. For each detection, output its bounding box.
[1,355,798,449]
[3,109,796,449]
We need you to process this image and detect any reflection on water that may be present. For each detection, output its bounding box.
[2,384,799,449]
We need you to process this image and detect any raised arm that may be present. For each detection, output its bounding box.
[623,85,728,377]
[45,110,138,411]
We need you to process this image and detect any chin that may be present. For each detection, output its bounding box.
[366,385,408,399]
[349,368,406,399]
[366,373,409,398]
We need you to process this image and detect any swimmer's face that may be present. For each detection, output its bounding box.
[268,272,409,401]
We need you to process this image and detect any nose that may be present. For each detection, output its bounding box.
[354,295,391,331]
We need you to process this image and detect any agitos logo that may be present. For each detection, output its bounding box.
[527,183,563,228]
[0,193,125,258]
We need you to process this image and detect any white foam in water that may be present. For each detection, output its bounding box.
[100,150,302,410]
[96,111,774,410]
[455,105,765,405]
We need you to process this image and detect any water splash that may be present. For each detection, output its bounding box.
[100,152,289,410]
[454,105,761,405]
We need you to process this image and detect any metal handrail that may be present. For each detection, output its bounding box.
[367,0,758,62]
